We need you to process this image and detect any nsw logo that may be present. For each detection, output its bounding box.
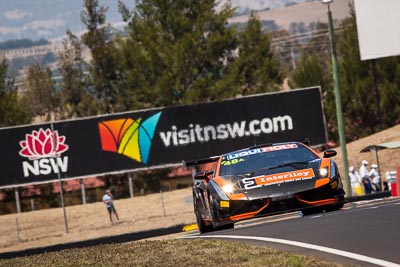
[19,128,69,177]
[98,112,161,164]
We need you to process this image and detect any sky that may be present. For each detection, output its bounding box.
[0,0,310,43]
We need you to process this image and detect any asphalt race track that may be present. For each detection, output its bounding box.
[1,194,399,267]
[188,198,400,267]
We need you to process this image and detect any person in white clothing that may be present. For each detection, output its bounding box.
[359,160,369,179]
[103,189,119,223]
[349,166,362,195]
[369,164,381,191]
[359,160,374,194]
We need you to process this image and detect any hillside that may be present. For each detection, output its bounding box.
[0,0,314,42]
[330,124,400,180]
[229,0,352,31]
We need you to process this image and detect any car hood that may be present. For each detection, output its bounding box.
[221,159,327,200]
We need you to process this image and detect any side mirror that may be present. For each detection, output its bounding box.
[194,171,213,180]
[194,171,206,180]
[323,149,337,158]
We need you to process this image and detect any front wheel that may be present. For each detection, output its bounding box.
[194,195,213,233]
[301,206,324,216]
[324,193,345,212]
[324,202,344,212]
[209,194,234,231]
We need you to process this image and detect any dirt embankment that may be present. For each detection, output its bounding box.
[0,188,195,254]
[330,124,400,181]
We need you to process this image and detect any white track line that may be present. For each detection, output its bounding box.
[182,235,400,267]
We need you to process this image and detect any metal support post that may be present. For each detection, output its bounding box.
[80,179,87,204]
[129,175,134,198]
[326,3,351,197]
[51,123,69,233]
[15,188,21,213]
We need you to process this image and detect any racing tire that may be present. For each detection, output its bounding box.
[324,202,344,212]
[209,194,234,231]
[218,222,234,231]
[194,195,213,233]
[301,206,324,216]
[324,194,345,212]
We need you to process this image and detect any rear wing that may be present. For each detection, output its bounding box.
[182,156,219,170]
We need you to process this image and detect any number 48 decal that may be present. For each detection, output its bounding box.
[221,158,245,166]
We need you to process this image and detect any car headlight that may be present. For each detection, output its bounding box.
[330,161,337,179]
[319,168,328,178]
[222,183,235,194]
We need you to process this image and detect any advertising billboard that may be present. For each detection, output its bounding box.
[354,0,400,60]
[0,87,327,188]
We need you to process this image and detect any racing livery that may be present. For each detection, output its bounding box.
[184,141,345,233]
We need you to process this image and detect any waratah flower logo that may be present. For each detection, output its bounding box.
[19,128,69,160]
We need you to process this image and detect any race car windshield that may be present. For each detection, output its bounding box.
[219,144,318,176]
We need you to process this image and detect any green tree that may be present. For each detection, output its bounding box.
[376,58,400,127]
[230,12,281,95]
[337,13,400,140]
[0,38,50,50]
[289,7,400,143]
[288,51,338,142]
[288,53,326,89]
[58,30,99,118]
[23,63,59,122]
[0,54,30,126]
[117,0,238,107]
[81,0,122,113]
[289,22,307,35]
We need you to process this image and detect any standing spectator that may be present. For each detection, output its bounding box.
[359,160,373,194]
[103,189,119,223]
[349,166,362,196]
[369,164,381,192]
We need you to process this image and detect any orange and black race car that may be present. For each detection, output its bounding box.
[183,141,345,233]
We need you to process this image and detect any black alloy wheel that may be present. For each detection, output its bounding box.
[209,194,234,231]
[194,194,213,233]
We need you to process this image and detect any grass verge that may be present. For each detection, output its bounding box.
[0,239,347,267]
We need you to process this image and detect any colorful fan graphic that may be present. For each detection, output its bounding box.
[98,112,161,164]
